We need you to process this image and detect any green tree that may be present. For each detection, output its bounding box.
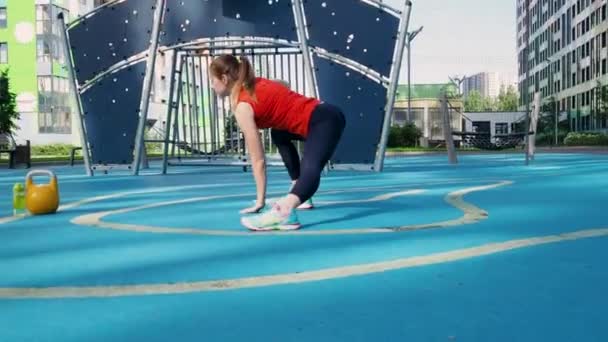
[481,96,497,112]
[539,98,558,135]
[497,85,519,111]
[595,81,608,124]
[464,90,483,112]
[0,69,19,137]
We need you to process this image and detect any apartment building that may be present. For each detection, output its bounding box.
[517,0,608,131]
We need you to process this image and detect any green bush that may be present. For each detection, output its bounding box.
[31,144,78,156]
[388,126,404,147]
[31,143,164,157]
[145,142,163,153]
[535,130,569,146]
[388,123,422,148]
[563,132,608,146]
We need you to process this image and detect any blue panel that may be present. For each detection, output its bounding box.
[82,63,146,165]
[68,0,155,85]
[313,57,387,165]
[160,0,298,46]
[304,0,399,77]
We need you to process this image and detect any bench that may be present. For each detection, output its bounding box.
[70,146,82,166]
[0,134,31,169]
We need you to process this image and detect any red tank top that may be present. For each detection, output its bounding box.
[237,78,320,137]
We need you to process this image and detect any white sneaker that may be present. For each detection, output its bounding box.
[263,197,315,210]
[297,198,314,210]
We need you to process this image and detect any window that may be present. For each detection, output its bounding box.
[38,76,52,92]
[572,72,576,85]
[0,8,6,29]
[38,106,72,134]
[36,5,52,34]
[495,123,509,135]
[37,39,51,63]
[572,95,576,109]
[0,43,7,64]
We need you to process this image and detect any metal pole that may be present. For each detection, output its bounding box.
[58,13,92,176]
[189,56,201,156]
[441,91,458,164]
[374,1,412,172]
[407,39,411,123]
[162,50,179,174]
[292,0,319,98]
[133,0,166,175]
[555,100,558,146]
[197,56,208,154]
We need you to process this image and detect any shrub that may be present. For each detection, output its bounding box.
[31,144,77,156]
[563,132,608,146]
[387,123,422,147]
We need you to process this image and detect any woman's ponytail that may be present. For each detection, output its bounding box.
[230,56,257,107]
[210,54,258,109]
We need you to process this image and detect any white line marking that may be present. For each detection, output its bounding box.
[1,227,606,299]
[317,189,426,205]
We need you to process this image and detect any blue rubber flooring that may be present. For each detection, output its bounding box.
[0,153,607,341]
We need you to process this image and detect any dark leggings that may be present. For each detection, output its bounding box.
[271,103,346,203]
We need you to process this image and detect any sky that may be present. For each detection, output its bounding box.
[384,0,518,84]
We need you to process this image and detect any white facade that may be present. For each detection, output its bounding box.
[517,0,608,131]
[463,72,516,99]
[67,0,96,19]
[462,112,527,138]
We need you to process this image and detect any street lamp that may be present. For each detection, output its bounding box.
[406,26,423,123]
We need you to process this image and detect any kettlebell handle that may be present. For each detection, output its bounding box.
[26,170,57,189]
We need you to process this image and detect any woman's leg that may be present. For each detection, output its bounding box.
[241,103,345,231]
[288,103,346,204]
[270,129,302,181]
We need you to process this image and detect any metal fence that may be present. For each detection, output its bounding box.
[160,42,309,170]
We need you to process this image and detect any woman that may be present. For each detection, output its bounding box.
[209,55,345,231]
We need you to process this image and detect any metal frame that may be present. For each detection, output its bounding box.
[312,48,389,86]
[293,0,319,98]
[64,0,414,175]
[132,0,167,175]
[67,0,127,29]
[374,0,413,172]
[174,37,299,52]
[360,0,402,18]
[162,42,307,170]
[161,51,180,174]
[58,12,92,176]
[79,52,148,93]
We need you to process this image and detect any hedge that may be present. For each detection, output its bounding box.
[563,132,608,146]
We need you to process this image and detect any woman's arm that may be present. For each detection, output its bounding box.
[234,102,267,209]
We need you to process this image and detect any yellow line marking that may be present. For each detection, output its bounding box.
[71,181,512,236]
[1,227,605,299]
[0,182,252,226]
